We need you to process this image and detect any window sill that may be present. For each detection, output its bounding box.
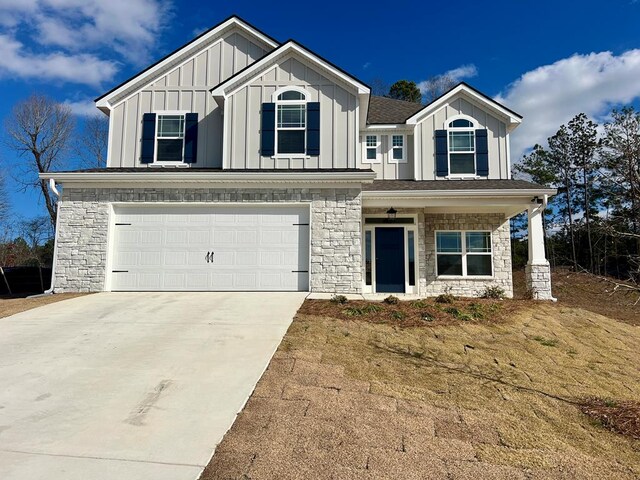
[436,275,495,280]
[445,175,482,179]
[148,162,189,167]
[388,159,408,164]
[271,155,311,160]
[362,159,382,164]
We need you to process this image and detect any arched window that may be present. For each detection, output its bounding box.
[447,116,476,175]
[273,87,308,154]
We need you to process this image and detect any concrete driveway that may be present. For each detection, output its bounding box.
[0,292,306,480]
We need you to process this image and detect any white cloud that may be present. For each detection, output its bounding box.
[63,99,100,116]
[0,0,170,86]
[444,64,478,82]
[497,50,640,161]
[0,34,118,86]
[417,64,478,94]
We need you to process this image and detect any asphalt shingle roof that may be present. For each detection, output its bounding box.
[366,96,425,124]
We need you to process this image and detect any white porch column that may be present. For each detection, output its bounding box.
[525,204,554,300]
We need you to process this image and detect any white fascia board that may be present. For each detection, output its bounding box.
[211,42,370,98]
[362,188,557,199]
[362,124,413,132]
[39,171,377,184]
[95,17,279,111]
[405,85,522,129]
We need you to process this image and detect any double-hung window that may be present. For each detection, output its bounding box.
[448,118,475,175]
[390,135,406,163]
[276,90,306,154]
[364,135,380,163]
[156,114,185,162]
[436,231,492,276]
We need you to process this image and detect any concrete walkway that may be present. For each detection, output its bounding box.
[0,292,306,480]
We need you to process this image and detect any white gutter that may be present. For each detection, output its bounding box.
[39,171,377,184]
[362,188,557,199]
[43,180,62,295]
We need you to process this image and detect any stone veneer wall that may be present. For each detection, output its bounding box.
[54,187,362,294]
[422,213,513,298]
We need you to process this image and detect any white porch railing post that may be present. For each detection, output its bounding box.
[525,204,554,300]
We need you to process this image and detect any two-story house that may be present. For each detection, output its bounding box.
[42,16,555,299]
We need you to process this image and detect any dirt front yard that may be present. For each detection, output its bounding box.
[203,300,640,479]
[0,293,87,319]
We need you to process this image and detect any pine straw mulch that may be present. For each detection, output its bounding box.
[580,398,640,441]
[298,296,529,328]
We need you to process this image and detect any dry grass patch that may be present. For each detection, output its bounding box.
[0,293,88,318]
[279,302,640,476]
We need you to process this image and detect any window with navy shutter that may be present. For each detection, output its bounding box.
[475,129,489,176]
[435,130,448,177]
[141,113,156,164]
[306,102,320,155]
[261,103,275,156]
[183,113,198,164]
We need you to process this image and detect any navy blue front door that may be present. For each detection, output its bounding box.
[375,227,405,293]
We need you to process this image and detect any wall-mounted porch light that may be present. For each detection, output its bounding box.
[386,207,398,220]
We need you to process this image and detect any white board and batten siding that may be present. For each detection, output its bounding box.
[108,31,270,169]
[224,54,359,170]
[414,94,511,180]
[110,206,310,291]
[362,134,416,180]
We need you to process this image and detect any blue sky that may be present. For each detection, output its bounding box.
[1,0,640,225]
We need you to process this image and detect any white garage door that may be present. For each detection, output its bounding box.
[110,205,310,291]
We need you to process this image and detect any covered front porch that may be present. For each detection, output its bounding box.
[361,181,556,300]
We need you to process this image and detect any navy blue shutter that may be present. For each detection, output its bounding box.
[435,130,448,177]
[306,102,320,155]
[475,129,489,176]
[261,103,275,156]
[141,113,156,164]
[183,113,198,164]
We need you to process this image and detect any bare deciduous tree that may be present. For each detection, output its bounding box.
[4,94,74,229]
[0,170,9,226]
[369,78,390,97]
[422,74,457,103]
[76,113,109,169]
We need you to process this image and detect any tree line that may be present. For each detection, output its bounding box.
[0,94,108,268]
[513,109,640,284]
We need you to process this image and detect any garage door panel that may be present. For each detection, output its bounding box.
[111,206,309,291]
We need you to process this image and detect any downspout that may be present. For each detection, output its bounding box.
[42,178,61,295]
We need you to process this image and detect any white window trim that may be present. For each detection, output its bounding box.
[154,110,189,164]
[435,230,494,278]
[362,134,382,164]
[271,87,309,158]
[446,114,477,178]
[388,134,407,164]
[362,214,418,294]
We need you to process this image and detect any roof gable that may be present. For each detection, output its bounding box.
[95,16,279,111]
[210,40,370,98]
[405,83,522,130]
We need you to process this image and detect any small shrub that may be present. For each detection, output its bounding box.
[444,306,461,316]
[390,310,405,320]
[343,307,364,317]
[435,293,456,304]
[421,312,435,322]
[331,294,348,304]
[458,313,474,321]
[410,300,429,309]
[468,303,485,319]
[383,295,400,305]
[362,303,382,314]
[481,286,506,299]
